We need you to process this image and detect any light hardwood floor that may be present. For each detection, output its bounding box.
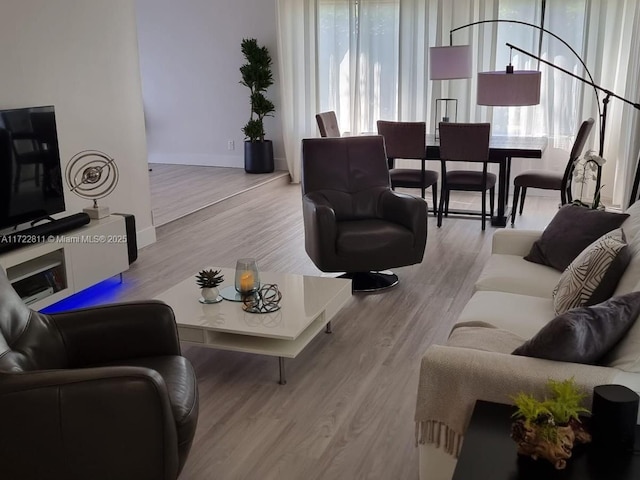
[120,173,560,479]
[149,164,290,226]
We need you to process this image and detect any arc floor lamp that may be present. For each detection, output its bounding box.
[432,19,640,205]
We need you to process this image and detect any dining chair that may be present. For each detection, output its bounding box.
[437,122,495,231]
[315,111,341,137]
[510,117,595,225]
[376,120,439,216]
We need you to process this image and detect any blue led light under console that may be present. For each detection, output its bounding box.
[40,275,130,313]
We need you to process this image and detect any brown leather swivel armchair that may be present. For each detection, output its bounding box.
[0,268,198,480]
[301,135,427,292]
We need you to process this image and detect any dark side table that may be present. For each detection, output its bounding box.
[453,400,640,480]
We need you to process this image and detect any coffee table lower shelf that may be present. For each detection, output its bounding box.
[178,315,333,385]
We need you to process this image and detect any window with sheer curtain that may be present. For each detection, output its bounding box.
[317,0,399,134]
[277,0,640,207]
[317,0,590,141]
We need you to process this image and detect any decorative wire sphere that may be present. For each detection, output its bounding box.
[65,150,119,203]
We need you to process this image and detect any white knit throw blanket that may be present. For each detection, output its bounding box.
[414,325,617,457]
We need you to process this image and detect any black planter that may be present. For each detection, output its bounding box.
[244,140,274,173]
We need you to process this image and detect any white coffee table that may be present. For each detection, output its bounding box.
[155,268,352,384]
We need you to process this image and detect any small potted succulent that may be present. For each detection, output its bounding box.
[196,269,224,303]
[510,378,591,470]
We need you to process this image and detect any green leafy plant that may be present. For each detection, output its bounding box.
[195,269,224,289]
[511,392,557,442]
[545,378,590,425]
[512,378,590,430]
[240,38,275,142]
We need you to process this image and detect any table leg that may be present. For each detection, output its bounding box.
[491,156,509,227]
[278,357,287,385]
[325,321,332,334]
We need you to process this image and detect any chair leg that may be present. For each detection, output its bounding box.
[432,184,438,217]
[445,191,450,217]
[512,186,520,225]
[519,187,527,215]
[437,188,446,227]
[481,189,487,231]
[421,186,426,199]
[489,187,495,217]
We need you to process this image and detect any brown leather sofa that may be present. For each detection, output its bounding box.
[301,135,427,291]
[0,268,198,480]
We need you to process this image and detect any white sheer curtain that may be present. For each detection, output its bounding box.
[317,0,400,134]
[276,0,320,183]
[276,0,640,203]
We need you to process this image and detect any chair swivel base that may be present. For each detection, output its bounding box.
[338,271,399,293]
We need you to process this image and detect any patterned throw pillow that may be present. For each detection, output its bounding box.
[553,228,631,315]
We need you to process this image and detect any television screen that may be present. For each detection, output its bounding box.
[0,105,66,230]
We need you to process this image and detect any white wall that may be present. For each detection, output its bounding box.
[0,0,156,247]
[135,0,285,170]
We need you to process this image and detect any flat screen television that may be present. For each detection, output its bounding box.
[0,105,66,231]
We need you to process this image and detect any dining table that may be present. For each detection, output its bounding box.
[425,134,548,227]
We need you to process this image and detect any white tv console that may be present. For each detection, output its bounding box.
[0,215,130,310]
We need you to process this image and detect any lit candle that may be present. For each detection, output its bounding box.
[239,271,254,292]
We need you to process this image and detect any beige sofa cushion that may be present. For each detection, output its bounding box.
[456,291,556,339]
[621,200,640,241]
[475,254,562,298]
[615,201,640,295]
[614,232,640,295]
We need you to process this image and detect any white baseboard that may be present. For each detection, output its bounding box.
[137,225,156,248]
[149,153,288,172]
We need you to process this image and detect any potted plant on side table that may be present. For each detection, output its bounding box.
[240,38,276,173]
[510,378,592,470]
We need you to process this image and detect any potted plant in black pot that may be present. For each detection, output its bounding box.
[240,38,276,173]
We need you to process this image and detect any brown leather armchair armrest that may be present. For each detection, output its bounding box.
[302,192,338,267]
[0,366,179,480]
[379,189,428,237]
[51,300,181,367]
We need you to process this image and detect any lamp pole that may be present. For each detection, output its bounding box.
[507,42,640,204]
[449,20,604,186]
[450,19,640,205]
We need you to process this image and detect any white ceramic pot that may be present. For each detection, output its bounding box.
[201,287,219,302]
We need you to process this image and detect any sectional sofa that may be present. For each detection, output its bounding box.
[415,202,640,480]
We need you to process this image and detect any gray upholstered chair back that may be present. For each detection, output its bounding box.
[376,121,427,159]
[301,136,391,220]
[439,123,491,162]
[569,117,595,162]
[315,111,341,137]
[561,117,596,198]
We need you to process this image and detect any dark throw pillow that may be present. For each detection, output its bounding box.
[524,205,629,272]
[512,292,640,364]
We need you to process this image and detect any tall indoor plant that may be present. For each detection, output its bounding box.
[240,38,276,173]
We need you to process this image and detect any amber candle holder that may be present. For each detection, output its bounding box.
[234,258,260,295]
